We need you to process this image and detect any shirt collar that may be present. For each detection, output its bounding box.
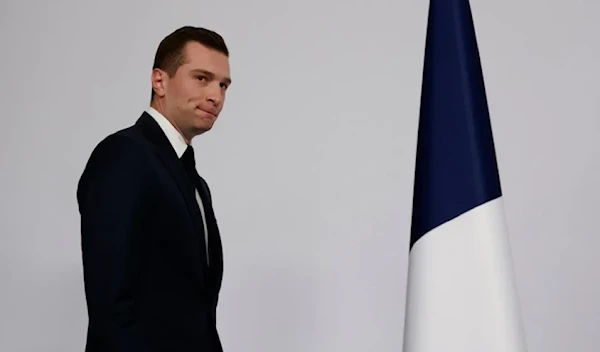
[146,106,189,158]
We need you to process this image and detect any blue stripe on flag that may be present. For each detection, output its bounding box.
[410,0,502,248]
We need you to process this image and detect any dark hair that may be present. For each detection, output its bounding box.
[151,26,229,101]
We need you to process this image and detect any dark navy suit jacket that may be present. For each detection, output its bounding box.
[77,112,224,351]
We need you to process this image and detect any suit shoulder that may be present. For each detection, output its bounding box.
[89,131,146,165]
[77,130,151,193]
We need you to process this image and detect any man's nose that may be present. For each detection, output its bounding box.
[206,83,223,105]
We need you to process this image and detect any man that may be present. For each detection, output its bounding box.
[77,26,232,351]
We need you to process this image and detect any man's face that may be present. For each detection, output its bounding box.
[154,41,231,140]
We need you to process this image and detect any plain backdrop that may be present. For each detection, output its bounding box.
[1,0,598,351]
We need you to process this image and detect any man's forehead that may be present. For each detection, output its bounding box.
[183,43,229,70]
[184,43,229,65]
[184,42,227,60]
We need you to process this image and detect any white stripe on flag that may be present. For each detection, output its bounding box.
[403,197,528,352]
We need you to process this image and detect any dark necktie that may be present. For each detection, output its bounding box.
[180,145,198,183]
[180,145,211,265]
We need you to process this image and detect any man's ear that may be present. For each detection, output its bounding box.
[151,68,168,98]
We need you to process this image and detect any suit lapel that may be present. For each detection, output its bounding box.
[197,175,224,290]
[135,112,210,282]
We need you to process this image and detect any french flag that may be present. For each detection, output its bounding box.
[402,0,528,351]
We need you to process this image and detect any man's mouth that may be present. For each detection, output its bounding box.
[198,108,217,117]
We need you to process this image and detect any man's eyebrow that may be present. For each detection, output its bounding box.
[191,69,232,85]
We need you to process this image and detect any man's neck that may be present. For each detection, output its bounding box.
[150,102,192,144]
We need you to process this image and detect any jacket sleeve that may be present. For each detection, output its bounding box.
[77,134,152,352]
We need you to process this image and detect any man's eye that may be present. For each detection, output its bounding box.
[197,76,206,81]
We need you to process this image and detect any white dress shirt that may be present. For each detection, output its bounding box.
[146,107,210,265]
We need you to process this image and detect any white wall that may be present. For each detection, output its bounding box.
[1,0,598,351]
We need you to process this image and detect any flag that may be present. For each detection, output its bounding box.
[402,0,528,351]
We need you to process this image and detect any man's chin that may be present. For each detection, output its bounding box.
[192,123,214,135]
